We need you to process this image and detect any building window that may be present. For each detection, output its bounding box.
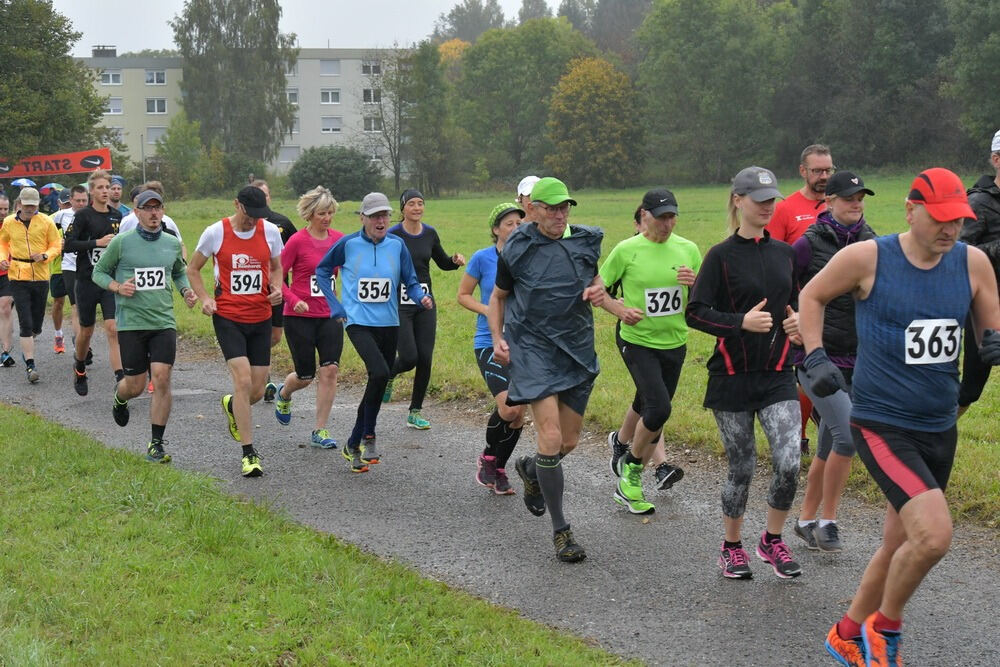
[321,116,343,133]
[320,89,340,105]
[146,98,167,114]
[288,116,300,135]
[364,116,383,132]
[145,69,166,85]
[104,97,123,115]
[146,127,167,144]
[279,146,301,164]
[286,88,298,105]
[100,69,122,85]
[363,89,382,104]
[285,61,298,77]
[362,60,381,75]
[320,59,341,76]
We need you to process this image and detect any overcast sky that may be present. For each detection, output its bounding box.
[52,0,529,57]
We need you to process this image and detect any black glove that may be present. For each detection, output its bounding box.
[800,348,848,398]
[980,329,1000,366]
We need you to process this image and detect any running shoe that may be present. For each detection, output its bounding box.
[553,527,586,563]
[825,623,866,667]
[26,365,39,384]
[814,522,843,553]
[654,462,684,490]
[406,409,430,430]
[85,347,93,366]
[74,366,88,396]
[342,443,369,473]
[719,543,753,579]
[614,461,655,515]
[241,452,263,477]
[514,455,546,516]
[794,521,819,550]
[381,378,394,403]
[360,436,380,464]
[310,429,338,449]
[112,392,130,427]
[145,439,172,464]
[274,384,292,425]
[0,350,14,367]
[263,381,277,403]
[54,336,65,354]
[861,613,902,667]
[476,454,497,488]
[756,533,803,578]
[607,430,628,476]
[221,394,240,442]
[493,468,515,495]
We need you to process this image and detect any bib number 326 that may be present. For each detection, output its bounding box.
[133,267,166,291]
[358,278,390,303]
[230,269,262,295]
[644,286,683,317]
[905,319,960,365]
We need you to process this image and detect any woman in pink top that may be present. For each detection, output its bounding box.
[272,186,345,448]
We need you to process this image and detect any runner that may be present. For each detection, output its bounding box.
[186,185,284,478]
[0,187,61,383]
[599,189,702,515]
[56,185,91,352]
[456,202,527,495]
[0,194,15,366]
[64,169,123,396]
[109,175,131,216]
[806,168,1000,667]
[272,186,344,449]
[792,171,876,554]
[685,166,804,580]
[383,188,465,429]
[314,192,432,473]
[92,189,197,463]
[488,177,605,563]
[48,189,73,354]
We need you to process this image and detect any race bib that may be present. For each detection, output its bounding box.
[310,273,336,297]
[904,319,961,365]
[644,286,683,317]
[230,269,263,295]
[133,267,166,291]
[357,277,390,303]
[400,282,429,306]
[88,247,105,265]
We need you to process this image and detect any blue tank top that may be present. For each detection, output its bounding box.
[852,234,970,430]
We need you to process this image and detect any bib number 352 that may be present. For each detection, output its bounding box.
[905,319,960,365]
[133,267,166,291]
[230,269,262,295]
[644,286,683,317]
[358,278,390,303]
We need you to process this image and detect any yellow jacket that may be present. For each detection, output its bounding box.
[0,213,62,282]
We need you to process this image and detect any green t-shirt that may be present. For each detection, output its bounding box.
[92,229,190,331]
[599,232,703,349]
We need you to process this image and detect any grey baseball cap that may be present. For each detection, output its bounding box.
[732,166,783,202]
[135,189,164,207]
[359,192,392,216]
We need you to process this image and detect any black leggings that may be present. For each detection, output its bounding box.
[346,324,398,446]
[11,280,49,338]
[617,330,686,434]
[391,305,436,410]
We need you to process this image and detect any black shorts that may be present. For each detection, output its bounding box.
[76,278,115,327]
[284,315,343,379]
[851,417,957,512]
[50,273,68,299]
[475,346,511,397]
[507,377,595,416]
[212,314,271,366]
[0,274,10,298]
[271,303,284,328]
[119,329,177,375]
[62,270,76,306]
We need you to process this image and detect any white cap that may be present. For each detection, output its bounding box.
[516,175,540,197]
[992,129,1000,153]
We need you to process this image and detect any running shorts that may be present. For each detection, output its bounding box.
[76,278,115,327]
[284,315,343,380]
[62,270,77,306]
[271,302,284,328]
[119,329,177,375]
[50,273,68,299]
[0,275,11,298]
[475,346,511,397]
[212,314,271,365]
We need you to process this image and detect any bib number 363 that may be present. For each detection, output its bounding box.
[358,278,390,303]
[133,267,166,291]
[905,319,960,365]
[644,286,683,317]
[230,269,262,295]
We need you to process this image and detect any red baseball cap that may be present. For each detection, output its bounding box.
[907,168,975,222]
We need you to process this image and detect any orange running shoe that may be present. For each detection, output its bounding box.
[825,623,865,666]
[54,335,65,354]
[861,612,902,667]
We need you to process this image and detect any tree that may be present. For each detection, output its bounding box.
[942,0,1000,151]
[545,58,643,187]
[154,112,204,197]
[0,0,106,163]
[433,0,507,43]
[519,0,552,23]
[288,146,380,201]
[355,46,409,192]
[557,0,596,34]
[170,0,297,163]
[590,0,652,58]
[118,49,180,58]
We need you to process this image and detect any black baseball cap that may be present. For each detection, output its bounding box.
[641,188,679,217]
[237,185,271,219]
[825,171,874,198]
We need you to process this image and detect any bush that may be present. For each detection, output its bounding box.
[288,146,381,201]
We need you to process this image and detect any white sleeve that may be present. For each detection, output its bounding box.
[264,222,284,258]
[118,213,137,234]
[163,215,182,241]
[194,221,224,257]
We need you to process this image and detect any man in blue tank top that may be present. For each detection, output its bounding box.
[797,168,1000,667]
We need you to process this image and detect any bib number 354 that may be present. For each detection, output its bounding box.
[905,319,960,365]
[358,278,390,303]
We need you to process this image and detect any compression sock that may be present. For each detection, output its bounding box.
[838,615,862,640]
[484,408,502,457]
[496,421,523,469]
[534,454,568,533]
[152,424,166,442]
[873,610,901,633]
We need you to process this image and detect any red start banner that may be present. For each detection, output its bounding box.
[0,148,113,179]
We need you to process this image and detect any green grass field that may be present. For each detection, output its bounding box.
[0,403,627,665]
[160,175,998,527]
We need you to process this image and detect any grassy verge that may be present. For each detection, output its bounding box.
[0,403,626,665]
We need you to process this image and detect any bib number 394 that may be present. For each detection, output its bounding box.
[644,286,683,317]
[230,269,263,295]
[133,267,166,291]
[310,274,336,297]
[358,278,390,303]
[905,319,960,365]
[400,282,429,306]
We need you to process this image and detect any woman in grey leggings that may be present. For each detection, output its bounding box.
[685,166,804,580]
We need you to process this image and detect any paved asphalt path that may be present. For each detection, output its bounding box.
[3,327,998,666]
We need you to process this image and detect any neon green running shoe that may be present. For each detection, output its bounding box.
[221,394,241,442]
[342,443,369,473]
[613,460,655,515]
[145,439,172,464]
[382,378,394,403]
[407,409,430,430]
[241,452,262,477]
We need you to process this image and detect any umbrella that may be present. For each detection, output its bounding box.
[11,178,35,187]
[40,182,65,194]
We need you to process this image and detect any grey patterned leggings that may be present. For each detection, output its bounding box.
[713,400,801,518]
